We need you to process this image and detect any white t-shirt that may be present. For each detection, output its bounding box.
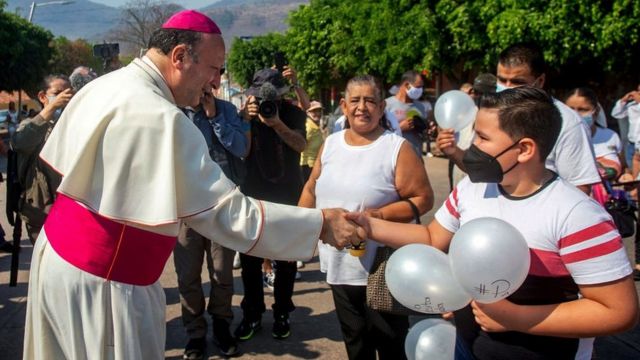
[611,100,640,145]
[436,175,631,359]
[315,130,405,285]
[546,99,600,186]
[592,126,621,165]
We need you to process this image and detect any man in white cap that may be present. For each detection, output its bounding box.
[23,10,362,359]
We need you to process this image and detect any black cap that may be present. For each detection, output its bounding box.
[245,68,290,97]
[473,73,497,94]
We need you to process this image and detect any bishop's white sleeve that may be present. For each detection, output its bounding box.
[184,187,323,261]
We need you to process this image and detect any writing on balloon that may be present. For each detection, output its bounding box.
[413,297,446,313]
[473,279,512,298]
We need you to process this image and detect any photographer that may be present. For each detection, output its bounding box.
[11,74,70,243]
[385,70,428,156]
[236,68,307,342]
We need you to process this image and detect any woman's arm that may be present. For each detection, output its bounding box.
[298,144,324,208]
[367,141,434,222]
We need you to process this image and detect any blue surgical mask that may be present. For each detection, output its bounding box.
[406,85,424,100]
[582,113,594,127]
[496,83,510,93]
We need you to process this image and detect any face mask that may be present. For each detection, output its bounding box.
[406,85,423,100]
[462,141,521,183]
[581,113,594,127]
[46,95,63,120]
[495,83,510,93]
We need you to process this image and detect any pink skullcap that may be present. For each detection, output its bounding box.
[162,10,221,34]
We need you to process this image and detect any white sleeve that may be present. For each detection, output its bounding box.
[185,188,323,261]
[333,115,345,133]
[549,117,601,186]
[384,110,402,136]
[611,100,628,119]
[612,132,622,153]
[558,200,632,285]
[434,185,462,233]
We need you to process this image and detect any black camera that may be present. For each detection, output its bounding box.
[412,115,428,133]
[258,99,278,118]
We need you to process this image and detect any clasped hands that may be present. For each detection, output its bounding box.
[320,208,378,250]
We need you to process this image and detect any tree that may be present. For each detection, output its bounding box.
[110,0,183,54]
[49,37,103,76]
[0,5,54,94]
[227,33,287,88]
[230,0,640,100]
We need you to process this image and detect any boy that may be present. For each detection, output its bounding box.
[350,87,638,359]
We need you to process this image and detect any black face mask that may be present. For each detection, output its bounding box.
[462,141,521,183]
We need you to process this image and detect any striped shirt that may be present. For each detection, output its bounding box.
[435,174,632,360]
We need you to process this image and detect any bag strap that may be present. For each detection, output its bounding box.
[402,199,421,225]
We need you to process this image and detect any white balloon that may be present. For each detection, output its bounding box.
[385,244,471,314]
[449,217,530,303]
[405,318,456,360]
[434,90,477,131]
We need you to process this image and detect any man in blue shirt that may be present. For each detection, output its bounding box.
[175,90,250,359]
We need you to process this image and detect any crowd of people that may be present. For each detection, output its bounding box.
[2,9,639,360]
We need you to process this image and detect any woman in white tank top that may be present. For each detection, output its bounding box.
[298,75,434,360]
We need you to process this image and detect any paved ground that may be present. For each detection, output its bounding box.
[1,156,639,359]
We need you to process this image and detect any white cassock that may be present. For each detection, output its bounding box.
[23,57,323,360]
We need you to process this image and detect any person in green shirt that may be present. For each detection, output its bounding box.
[301,101,325,182]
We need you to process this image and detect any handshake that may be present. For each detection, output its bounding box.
[319,209,371,250]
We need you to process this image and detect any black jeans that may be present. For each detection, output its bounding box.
[239,253,297,320]
[330,284,408,360]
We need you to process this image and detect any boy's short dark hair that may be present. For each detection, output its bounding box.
[498,42,546,77]
[479,86,561,161]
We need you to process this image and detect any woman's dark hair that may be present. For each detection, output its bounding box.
[343,74,391,131]
[479,86,561,161]
[147,28,202,62]
[566,87,599,109]
[565,86,601,123]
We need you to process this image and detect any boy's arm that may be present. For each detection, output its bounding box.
[350,214,454,251]
[471,275,638,337]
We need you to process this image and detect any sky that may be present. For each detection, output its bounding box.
[91,0,219,8]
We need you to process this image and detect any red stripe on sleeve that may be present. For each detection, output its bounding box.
[452,187,459,207]
[561,236,623,264]
[558,221,617,249]
[529,248,570,277]
[445,198,460,219]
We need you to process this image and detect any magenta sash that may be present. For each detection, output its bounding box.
[45,194,176,286]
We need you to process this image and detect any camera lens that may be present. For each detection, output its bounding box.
[259,100,278,118]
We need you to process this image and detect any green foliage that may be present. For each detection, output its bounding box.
[227,33,287,88]
[0,9,54,94]
[49,37,103,76]
[228,0,640,95]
